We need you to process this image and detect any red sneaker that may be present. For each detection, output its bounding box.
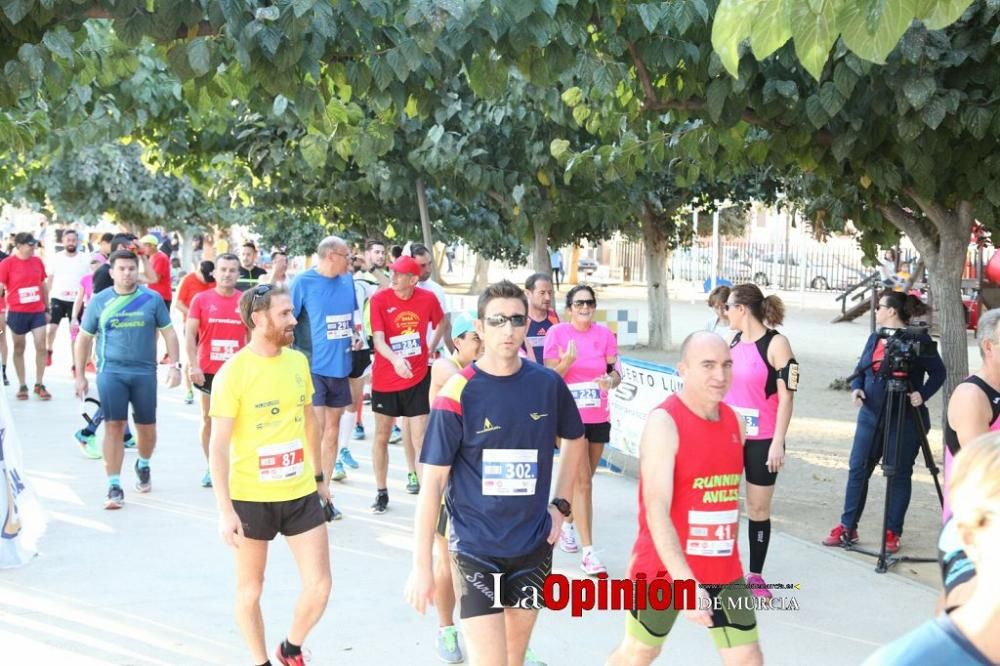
[885,530,900,553]
[275,645,309,666]
[822,524,859,546]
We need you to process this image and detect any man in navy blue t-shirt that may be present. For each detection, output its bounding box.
[406,280,586,665]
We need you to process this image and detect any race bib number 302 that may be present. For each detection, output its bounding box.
[686,509,738,557]
[257,440,304,482]
[482,449,538,496]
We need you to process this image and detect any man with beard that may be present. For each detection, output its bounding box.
[209,283,331,666]
[523,273,559,363]
[45,229,91,373]
[237,242,268,291]
[75,250,181,509]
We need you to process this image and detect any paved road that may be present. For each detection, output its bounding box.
[1,333,940,665]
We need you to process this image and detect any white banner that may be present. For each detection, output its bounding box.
[0,388,45,568]
[609,356,683,458]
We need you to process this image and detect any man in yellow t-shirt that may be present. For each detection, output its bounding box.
[209,283,331,666]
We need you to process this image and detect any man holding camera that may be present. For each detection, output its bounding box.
[822,291,945,552]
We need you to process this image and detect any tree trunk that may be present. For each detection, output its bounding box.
[469,255,491,294]
[568,245,580,285]
[532,216,550,274]
[879,196,972,410]
[415,178,441,282]
[642,204,672,350]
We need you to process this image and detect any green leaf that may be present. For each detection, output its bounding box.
[789,0,839,81]
[187,38,212,77]
[749,0,792,61]
[427,124,445,144]
[550,138,571,160]
[385,47,410,83]
[960,105,991,140]
[921,96,947,129]
[902,76,936,110]
[255,6,280,21]
[637,4,662,33]
[540,0,558,18]
[42,26,74,60]
[805,95,828,128]
[711,0,755,78]
[592,65,615,97]
[292,0,316,18]
[774,79,798,98]
[561,86,584,107]
[300,133,327,170]
[706,78,729,123]
[833,60,858,99]
[839,0,914,65]
[918,0,974,30]
[572,105,590,125]
[2,0,33,24]
[819,82,845,116]
[272,94,288,117]
[512,183,525,204]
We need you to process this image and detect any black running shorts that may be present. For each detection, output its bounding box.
[231,491,325,541]
[371,372,431,418]
[744,437,779,486]
[49,298,75,326]
[453,542,552,619]
[584,421,612,444]
[193,373,215,395]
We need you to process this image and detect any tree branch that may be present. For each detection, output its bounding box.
[627,41,658,111]
[903,187,951,233]
[877,201,937,256]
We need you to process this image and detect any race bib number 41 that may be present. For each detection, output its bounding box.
[390,332,422,358]
[686,509,738,557]
[482,449,538,496]
[257,440,304,482]
[326,313,352,340]
[569,382,601,410]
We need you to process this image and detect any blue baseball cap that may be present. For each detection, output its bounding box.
[452,312,477,340]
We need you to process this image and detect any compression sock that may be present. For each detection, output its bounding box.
[280,640,301,657]
[338,413,354,450]
[108,475,121,489]
[748,519,771,574]
[137,457,150,470]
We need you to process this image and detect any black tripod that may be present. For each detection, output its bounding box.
[841,367,943,573]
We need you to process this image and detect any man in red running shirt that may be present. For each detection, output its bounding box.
[187,254,246,488]
[609,331,763,666]
[368,256,444,513]
[0,232,51,400]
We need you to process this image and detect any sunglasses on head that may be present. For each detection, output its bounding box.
[484,314,527,328]
[724,302,739,311]
[572,299,596,308]
[250,283,274,307]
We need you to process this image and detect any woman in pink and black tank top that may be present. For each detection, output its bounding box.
[723,284,798,599]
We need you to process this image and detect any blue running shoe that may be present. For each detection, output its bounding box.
[352,425,365,441]
[339,447,359,469]
[123,433,137,450]
[389,425,403,444]
[201,470,213,488]
[436,626,463,663]
[75,430,102,460]
[333,461,347,482]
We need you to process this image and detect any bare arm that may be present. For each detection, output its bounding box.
[210,417,235,511]
[406,462,451,614]
[140,254,157,284]
[427,319,446,356]
[428,359,456,404]
[947,383,993,448]
[160,326,181,365]
[768,335,796,450]
[373,331,400,364]
[71,290,84,323]
[74,332,94,378]
[440,314,454,354]
[174,299,190,319]
[185,317,202,380]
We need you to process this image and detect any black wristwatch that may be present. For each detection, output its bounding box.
[314,473,325,483]
[550,497,571,517]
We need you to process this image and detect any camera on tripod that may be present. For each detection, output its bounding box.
[875,326,937,375]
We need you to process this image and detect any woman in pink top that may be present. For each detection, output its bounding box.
[544,285,619,576]
[723,283,797,598]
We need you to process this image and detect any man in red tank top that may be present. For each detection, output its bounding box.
[609,331,763,665]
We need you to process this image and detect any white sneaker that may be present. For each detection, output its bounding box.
[580,551,607,576]
[558,526,579,553]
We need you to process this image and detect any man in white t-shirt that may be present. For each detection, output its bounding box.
[409,244,452,355]
[45,229,91,373]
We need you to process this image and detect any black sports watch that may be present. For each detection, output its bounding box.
[314,473,325,483]
[550,497,571,517]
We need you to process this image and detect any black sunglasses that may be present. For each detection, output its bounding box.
[251,283,274,307]
[571,299,596,308]
[484,314,527,328]
[724,302,739,311]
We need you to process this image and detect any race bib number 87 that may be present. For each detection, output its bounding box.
[257,440,304,482]
[482,449,538,496]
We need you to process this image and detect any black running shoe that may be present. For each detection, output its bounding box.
[134,460,151,493]
[371,493,388,515]
[105,485,124,510]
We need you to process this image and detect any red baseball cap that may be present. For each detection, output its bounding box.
[389,256,421,276]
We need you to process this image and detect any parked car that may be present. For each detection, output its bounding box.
[735,254,867,291]
[578,257,599,273]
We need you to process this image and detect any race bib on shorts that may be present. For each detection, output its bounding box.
[18,286,40,304]
[732,407,760,438]
[257,440,304,482]
[209,339,240,362]
[686,509,738,557]
[569,382,601,410]
[326,313,352,340]
[482,449,538,496]
[390,332,422,358]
